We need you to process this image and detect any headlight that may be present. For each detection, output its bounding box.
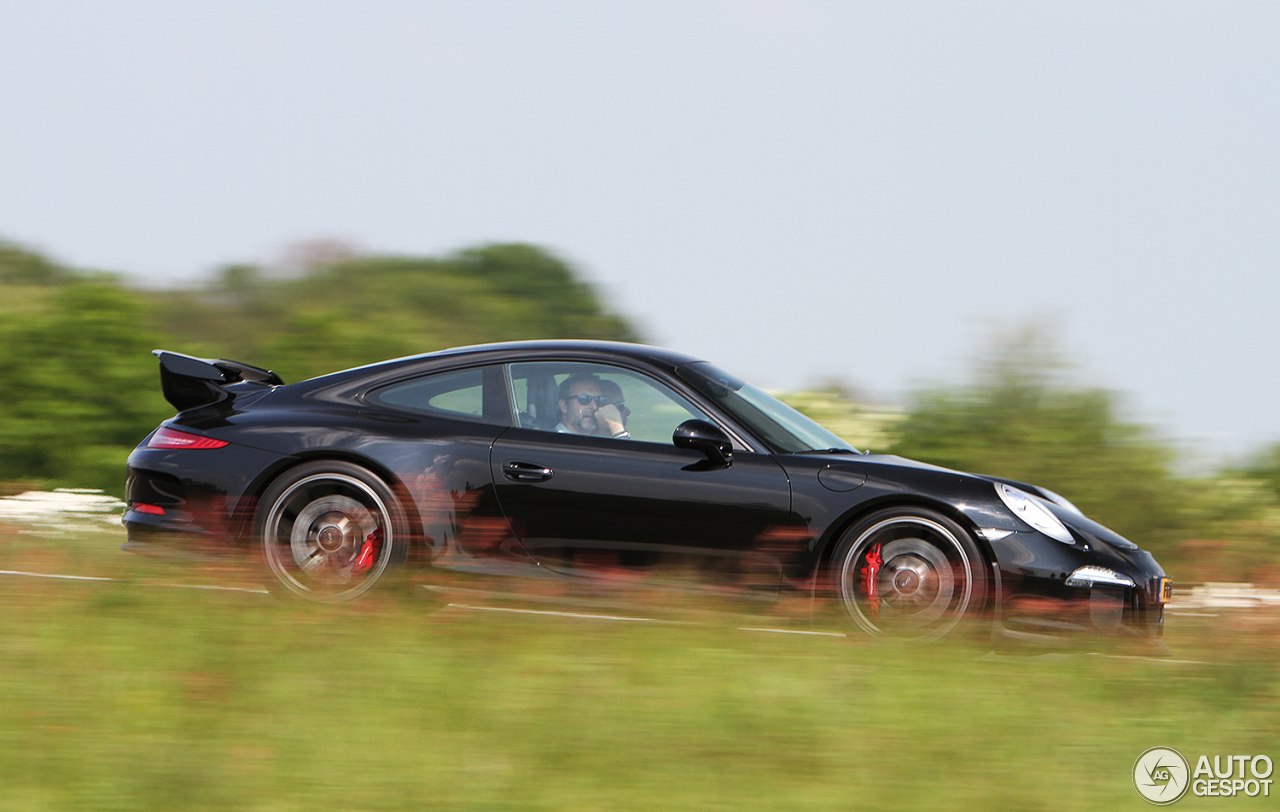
[995,483,1074,544]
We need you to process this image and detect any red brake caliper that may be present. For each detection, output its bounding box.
[353,527,382,574]
[860,542,883,617]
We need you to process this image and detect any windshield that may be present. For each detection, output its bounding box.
[676,362,858,454]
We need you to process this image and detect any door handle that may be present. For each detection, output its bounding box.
[502,460,554,483]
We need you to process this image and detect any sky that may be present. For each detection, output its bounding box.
[2,2,1278,461]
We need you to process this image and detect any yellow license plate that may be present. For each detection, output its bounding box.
[1158,577,1173,604]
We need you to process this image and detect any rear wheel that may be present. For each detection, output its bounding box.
[832,507,987,642]
[256,461,409,601]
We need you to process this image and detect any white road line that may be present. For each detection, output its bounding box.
[737,627,847,637]
[444,603,849,638]
[444,602,675,623]
[0,568,269,594]
[0,569,111,582]
[163,582,271,595]
[1085,652,1216,666]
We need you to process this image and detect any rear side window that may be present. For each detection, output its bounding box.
[367,366,511,425]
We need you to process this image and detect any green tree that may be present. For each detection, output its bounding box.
[456,244,638,342]
[0,240,642,493]
[148,243,638,383]
[1243,444,1280,500]
[0,241,66,285]
[0,281,171,494]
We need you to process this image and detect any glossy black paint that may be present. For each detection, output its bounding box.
[491,427,794,589]
[125,339,1168,642]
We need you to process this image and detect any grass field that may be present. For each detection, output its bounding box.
[1,525,1278,811]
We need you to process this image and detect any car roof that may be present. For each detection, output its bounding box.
[431,339,703,367]
[298,339,708,389]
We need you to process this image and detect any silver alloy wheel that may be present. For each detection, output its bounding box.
[837,514,976,641]
[261,472,395,601]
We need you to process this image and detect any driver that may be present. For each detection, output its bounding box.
[556,373,630,439]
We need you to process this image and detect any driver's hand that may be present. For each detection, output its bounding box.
[595,405,626,437]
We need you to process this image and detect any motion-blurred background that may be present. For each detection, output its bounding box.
[4,2,1280,583]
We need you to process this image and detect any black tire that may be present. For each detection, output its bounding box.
[831,507,988,642]
[255,460,410,602]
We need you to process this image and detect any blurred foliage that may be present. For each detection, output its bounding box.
[1178,477,1280,583]
[0,240,68,286]
[1190,445,1280,582]
[776,386,903,452]
[0,280,172,494]
[151,242,638,383]
[0,239,637,494]
[1243,443,1280,501]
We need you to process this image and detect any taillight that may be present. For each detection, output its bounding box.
[146,427,229,450]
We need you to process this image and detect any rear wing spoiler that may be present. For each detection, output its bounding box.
[153,350,284,412]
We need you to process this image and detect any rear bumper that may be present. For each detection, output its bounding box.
[123,469,236,542]
[121,507,248,561]
[124,442,291,545]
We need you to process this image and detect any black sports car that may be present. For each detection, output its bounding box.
[124,340,1170,643]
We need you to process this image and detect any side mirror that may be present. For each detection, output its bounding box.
[673,419,733,468]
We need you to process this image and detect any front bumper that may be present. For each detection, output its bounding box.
[985,528,1168,645]
[993,569,1166,645]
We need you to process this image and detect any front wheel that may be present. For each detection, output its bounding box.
[832,508,988,642]
[255,461,410,602]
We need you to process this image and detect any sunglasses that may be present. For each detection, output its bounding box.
[571,394,609,406]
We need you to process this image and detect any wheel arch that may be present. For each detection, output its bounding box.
[812,495,997,588]
[240,449,427,553]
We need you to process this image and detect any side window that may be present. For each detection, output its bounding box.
[367,366,511,426]
[507,361,709,444]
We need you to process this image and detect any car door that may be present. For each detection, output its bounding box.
[490,360,797,594]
